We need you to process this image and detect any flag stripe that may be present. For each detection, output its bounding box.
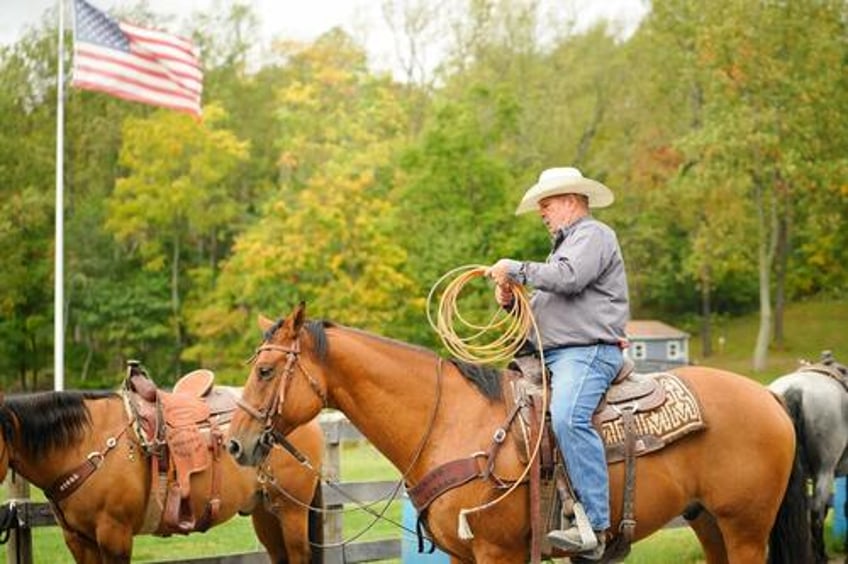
[71,0,203,117]
[75,43,202,94]
[119,21,197,55]
[121,24,202,70]
[72,62,200,105]
[72,78,201,115]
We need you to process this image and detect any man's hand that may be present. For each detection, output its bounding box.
[486,259,514,286]
[495,284,514,307]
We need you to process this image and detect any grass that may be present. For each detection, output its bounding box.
[687,298,848,384]
[2,297,847,562]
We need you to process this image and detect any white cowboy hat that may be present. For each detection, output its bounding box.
[515,167,614,215]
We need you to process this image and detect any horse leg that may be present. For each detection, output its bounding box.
[251,503,288,563]
[94,521,133,564]
[61,531,102,564]
[470,543,527,563]
[687,508,728,564]
[276,502,312,564]
[713,514,769,564]
[811,473,833,564]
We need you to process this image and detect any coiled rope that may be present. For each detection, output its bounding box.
[427,264,533,364]
[427,264,547,540]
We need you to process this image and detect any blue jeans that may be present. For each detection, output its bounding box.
[545,344,623,531]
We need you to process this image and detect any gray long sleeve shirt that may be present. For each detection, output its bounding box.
[507,216,630,351]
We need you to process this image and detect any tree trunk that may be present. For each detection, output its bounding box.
[753,251,772,372]
[700,265,712,357]
[752,179,778,372]
[172,233,182,376]
[774,208,789,348]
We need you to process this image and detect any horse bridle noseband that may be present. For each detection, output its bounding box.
[237,335,328,446]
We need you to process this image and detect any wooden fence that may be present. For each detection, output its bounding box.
[1,412,410,564]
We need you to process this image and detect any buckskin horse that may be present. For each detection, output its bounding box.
[0,376,324,564]
[227,303,811,563]
[769,351,848,564]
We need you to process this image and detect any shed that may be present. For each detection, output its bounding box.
[625,320,690,372]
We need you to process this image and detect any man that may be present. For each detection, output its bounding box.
[486,166,630,560]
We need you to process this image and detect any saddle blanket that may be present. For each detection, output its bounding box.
[600,372,706,463]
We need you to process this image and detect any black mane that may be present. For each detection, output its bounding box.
[450,359,504,401]
[266,318,332,362]
[301,320,504,401]
[0,391,117,459]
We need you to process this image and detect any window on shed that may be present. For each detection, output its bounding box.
[632,341,647,360]
[667,340,681,360]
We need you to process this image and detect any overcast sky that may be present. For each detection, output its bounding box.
[3,0,649,75]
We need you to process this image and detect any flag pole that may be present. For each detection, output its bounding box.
[54,0,65,391]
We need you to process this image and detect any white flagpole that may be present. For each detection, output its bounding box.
[54,0,65,391]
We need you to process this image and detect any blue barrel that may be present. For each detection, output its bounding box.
[401,495,450,563]
[834,476,847,538]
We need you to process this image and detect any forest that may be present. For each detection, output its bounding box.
[1,0,846,391]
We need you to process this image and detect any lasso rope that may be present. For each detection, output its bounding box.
[427,265,533,364]
[427,264,547,540]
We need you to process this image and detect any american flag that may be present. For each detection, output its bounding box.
[71,0,203,117]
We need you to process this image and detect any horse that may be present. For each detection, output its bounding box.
[227,303,812,564]
[769,352,848,564]
[0,387,324,564]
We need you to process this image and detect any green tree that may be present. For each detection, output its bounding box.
[106,104,249,377]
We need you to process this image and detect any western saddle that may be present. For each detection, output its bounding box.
[123,360,239,535]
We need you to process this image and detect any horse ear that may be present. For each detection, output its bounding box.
[257,314,275,333]
[291,301,307,332]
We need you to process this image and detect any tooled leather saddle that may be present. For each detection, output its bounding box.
[123,361,239,535]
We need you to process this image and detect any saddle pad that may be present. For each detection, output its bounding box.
[599,372,706,463]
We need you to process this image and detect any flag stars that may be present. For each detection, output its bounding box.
[75,0,129,51]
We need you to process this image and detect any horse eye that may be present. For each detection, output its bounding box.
[257,366,275,380]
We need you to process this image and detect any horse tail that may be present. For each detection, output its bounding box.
[768,389,813,564]
[308,480,324,564]
[783,388,811,475]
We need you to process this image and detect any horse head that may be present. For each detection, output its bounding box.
[228,302,328,466]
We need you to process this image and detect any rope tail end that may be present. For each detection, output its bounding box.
[458,508,475,540]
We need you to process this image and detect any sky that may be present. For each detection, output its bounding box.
[3,0,650,75]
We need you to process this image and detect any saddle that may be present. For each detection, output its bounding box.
[507,355,706,562]
[798,350,848,392]
[123,361,239,535]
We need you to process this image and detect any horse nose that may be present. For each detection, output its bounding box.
[227,438,243,460]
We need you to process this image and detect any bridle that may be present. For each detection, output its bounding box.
[236,334,328,447]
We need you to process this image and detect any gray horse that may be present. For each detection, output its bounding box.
[769,351,848,564]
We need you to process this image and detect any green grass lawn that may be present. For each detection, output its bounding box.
[687,298,848,384]
[2,297,847,562]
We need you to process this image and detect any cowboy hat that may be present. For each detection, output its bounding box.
[515,167,614,215]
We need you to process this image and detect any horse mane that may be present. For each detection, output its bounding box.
[301,320,504,401]
[0,391,117,459]
[449,359,504,401]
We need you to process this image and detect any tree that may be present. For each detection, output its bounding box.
[106,104,249,376]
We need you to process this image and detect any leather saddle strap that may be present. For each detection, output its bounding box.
[45,426,129,503]
[44,457,100,503]
[407,458,482,512]
[619,406,638,544]
[195,427,224,532]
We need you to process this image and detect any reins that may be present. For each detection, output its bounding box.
[427,264,547,539]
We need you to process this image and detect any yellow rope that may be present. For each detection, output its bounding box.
[427,264,548,539]
[426,265,532,364]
